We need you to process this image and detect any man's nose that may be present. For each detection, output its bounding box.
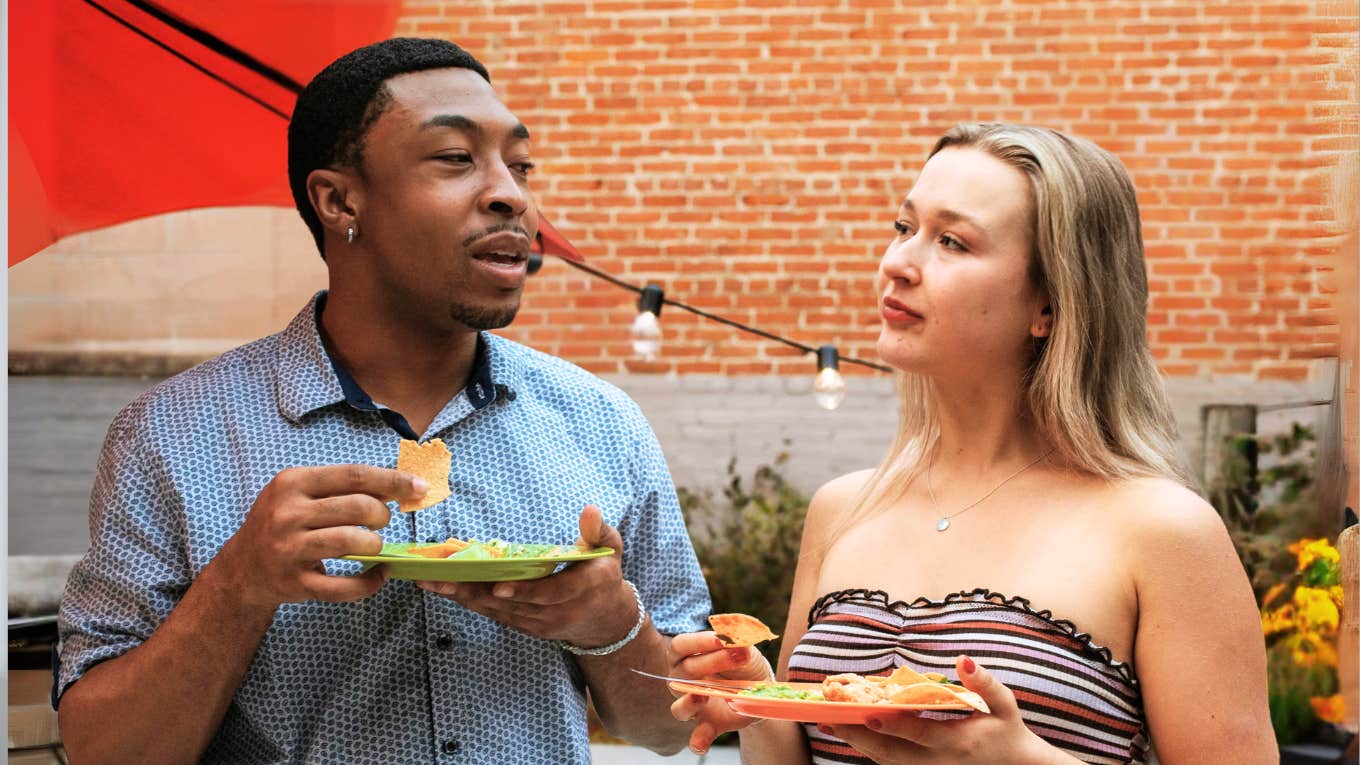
[483,163,530,217]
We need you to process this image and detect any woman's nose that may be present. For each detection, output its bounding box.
[879,238,922,285]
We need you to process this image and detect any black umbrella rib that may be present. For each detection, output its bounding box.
[80,0,294,120]
[122,0,304,93]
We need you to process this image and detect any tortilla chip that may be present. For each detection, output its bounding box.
[397,438,452,511]
[883,666,990,713]
[405,539,469,558]
[708,613,779,647]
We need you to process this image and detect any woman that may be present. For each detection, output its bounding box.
[669,123,1275,764]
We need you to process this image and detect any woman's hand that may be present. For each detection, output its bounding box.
[666,631,774,755]
[825,656,1078,765]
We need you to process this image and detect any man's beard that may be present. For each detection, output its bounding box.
[449,299,519,331]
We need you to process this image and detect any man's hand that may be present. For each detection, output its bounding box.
[215,465,429,609]
[417,505,636,647]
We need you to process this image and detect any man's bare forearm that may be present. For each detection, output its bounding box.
[578,621,691,754]
[59,558,276,765]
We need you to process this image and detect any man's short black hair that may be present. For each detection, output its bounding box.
[287,38,490,257]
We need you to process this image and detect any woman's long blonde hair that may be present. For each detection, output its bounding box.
[850,123,1194,525]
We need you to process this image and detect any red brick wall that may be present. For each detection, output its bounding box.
[396,1,1357,380]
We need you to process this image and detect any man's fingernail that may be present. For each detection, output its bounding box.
[411,477,430,495]
[493,584,513,598]
[962,655,976,674]
[866,717,883,731]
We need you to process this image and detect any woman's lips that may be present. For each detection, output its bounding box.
[882,296,923,324]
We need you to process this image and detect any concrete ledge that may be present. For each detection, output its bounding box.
[8,555,81,616]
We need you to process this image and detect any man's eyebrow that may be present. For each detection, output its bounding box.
[901,198,984,231]
[421,114,531,140]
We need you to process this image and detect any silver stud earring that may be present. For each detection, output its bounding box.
[346,226,356,244]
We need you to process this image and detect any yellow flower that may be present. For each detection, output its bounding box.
[1290,538,1340,572]
[1262,604,1295,636]
[1262,582,1290,609]
[1328,585,1345,608]
[1294,587,1341,632]
[1290,632,1338,667]
[1310,694,1347,725]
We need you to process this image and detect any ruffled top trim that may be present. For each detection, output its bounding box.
[808,587,1139,687]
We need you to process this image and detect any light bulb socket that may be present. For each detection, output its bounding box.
[527,252,543,275]
[816,345,840,371]
[637,285,664,317]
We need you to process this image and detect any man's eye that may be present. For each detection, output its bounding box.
[510,161,536,176]
[436,154,472,164]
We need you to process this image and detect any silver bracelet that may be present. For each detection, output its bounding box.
[560,580,646,657]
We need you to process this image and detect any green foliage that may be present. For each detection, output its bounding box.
[1206,422,1319,599]
[679,452,811,670]
[1268,680,1321,746]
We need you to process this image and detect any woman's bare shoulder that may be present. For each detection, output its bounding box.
[801,469,878,540]
[1100,475,1240,578]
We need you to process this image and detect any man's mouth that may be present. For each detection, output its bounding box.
[467,230,532,267]
[472,250,527,266]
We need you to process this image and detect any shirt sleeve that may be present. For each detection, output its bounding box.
[614,403,712,636]
[55,406,191,707]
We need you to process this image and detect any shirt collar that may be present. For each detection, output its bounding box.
[274,291,515,426]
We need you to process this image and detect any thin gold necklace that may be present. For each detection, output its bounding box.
[927,449,1054,532]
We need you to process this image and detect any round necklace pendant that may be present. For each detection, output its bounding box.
[936,518,951,532]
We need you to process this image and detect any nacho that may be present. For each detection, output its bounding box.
[405,539,470,558]
[822,665,990,713]
[397,438,452,511]
[708,613,780,647]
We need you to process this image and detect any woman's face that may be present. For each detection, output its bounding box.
[876,146,1050,381]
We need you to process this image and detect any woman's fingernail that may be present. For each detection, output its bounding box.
[817,724,834,736]
[962,655,976,674]
[867,717,883,731]
[727,648,748,661]
[493,584,513,598]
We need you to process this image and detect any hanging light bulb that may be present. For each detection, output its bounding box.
[812,345,846,410]
[630,285,664,360]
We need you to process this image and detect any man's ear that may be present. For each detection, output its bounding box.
[1031,304,1054,339]
[307,168,362,243]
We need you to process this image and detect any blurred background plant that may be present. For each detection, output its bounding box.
[1260,537,1346,745]
[680,451,811,671]
[1206,421,1350,746]
[1208,423,1329,599]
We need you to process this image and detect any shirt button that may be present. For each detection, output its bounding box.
[435,634,453,650]
[442,739,460,754]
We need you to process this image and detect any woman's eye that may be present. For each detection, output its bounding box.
[893,220,913,237]
[940,234,965,251]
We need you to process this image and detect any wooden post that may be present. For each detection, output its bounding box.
[1201,404,1259,490]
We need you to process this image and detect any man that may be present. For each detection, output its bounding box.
[56,38,710,764]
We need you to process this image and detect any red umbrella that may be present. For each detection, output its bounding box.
[9,0,402,266]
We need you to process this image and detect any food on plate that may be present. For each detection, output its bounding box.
[708,613,780,647]
[403,538,574,560]
[738,684,824,701]
[821,665,990,712]
[396,438,452,511]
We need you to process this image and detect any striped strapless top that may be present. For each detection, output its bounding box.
[788,589,1148,765]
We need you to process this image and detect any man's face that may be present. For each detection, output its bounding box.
[351,67,538,332]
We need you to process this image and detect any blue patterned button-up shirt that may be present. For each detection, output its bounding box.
[56,292,711,764]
